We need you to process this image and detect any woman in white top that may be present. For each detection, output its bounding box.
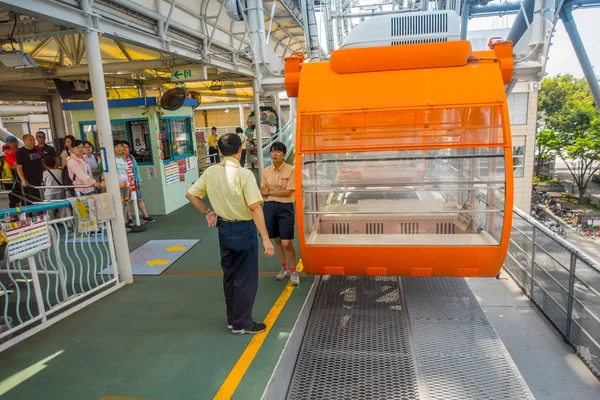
[60,135,77,166]
[83,141,101,181]
[67,139,101,196]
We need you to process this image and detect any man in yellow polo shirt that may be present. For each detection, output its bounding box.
[207,127,219,164]
[186,133,274,335]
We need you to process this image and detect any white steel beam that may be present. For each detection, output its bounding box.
[0,59,189,82]
[0,0,256,76]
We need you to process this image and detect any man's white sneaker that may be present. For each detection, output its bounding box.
[290,272,300,286]
[276,269,290,281]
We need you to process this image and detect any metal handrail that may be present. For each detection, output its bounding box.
[504,206,600,378]
[0,200,123,351]
[513,207,600,272]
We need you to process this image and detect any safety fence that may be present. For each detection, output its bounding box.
[504,207,600,378]
[0,200,124,351]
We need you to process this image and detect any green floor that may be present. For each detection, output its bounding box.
[0,202,310,400]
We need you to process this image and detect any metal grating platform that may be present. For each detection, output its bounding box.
[284,276,534,400]
[403,278,534,399]
[287,276,420,400]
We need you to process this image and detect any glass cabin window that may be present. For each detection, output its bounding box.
[300,105,506,153]
[302,148,506,247]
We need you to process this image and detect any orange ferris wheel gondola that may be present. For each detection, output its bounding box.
[285,33,515,278]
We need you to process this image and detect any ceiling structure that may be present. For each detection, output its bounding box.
[0,0,309,104]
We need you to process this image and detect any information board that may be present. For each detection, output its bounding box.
[1,215,51,262]
[165,161,179,185]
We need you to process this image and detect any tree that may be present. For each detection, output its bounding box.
[535,129,558,177]
[536,75,600,203]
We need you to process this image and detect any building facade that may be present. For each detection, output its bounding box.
[468,29,537,213]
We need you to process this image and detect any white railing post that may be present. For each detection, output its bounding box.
[27,256,47,323]
[106,222,120,280]
[49,226,69,301]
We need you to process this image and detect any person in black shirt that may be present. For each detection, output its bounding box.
[35,131,58,165]
[15,134,44,204]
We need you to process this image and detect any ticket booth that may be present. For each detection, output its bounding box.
[64,98,199,215]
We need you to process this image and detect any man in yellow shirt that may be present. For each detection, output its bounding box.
[207,127,220,164]
[186,134,274,335]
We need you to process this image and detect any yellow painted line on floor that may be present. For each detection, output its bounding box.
[213,280,297,400]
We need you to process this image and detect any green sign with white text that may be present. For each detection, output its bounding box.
[170,65,206,82]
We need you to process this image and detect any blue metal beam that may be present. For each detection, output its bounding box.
[507,0,535,45]
[560,6,600,110]
[565,0,600,9]
[469,2,520,17]
[469,0,600,18]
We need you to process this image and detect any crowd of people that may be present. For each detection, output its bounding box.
[0,132,154,229]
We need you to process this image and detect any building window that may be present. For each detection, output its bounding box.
[159,117,194,161]
[80,119,153,164]
[507,93,528,125]
[513,146,525,178]
[128,121,152,163]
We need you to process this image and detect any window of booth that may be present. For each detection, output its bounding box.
[301,148,506,247]
[79,119,153,164]
[159,117,193,161]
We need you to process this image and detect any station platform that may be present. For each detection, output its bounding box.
[0,199,599,400]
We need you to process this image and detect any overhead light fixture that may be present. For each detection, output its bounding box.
[0,50,37,68]
[224,108,230,113]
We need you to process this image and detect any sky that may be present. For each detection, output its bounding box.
[315,6,600,79]
[468,8,600,78]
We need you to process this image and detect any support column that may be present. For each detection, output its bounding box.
[84,30,133,284]
[460,0,470,40]
[274,94,283,129]
[47,95,68,143]
[238,103,245,128]
[289,97,297,145]
[253,78,264,178]
[560,6,600,111]
[323,0,334,54]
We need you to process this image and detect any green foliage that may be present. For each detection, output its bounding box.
[537,75,600,203]
[565,192,574,202]
[533,174,554,183]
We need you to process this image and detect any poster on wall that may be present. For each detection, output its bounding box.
[147,166,157,180]
[1,214,51,262]
[178,159,187,182]
[186,156,197,171]
[165,161,179,185]
[157,133,164,160]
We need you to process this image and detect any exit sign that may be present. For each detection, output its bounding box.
[170,65,207,82]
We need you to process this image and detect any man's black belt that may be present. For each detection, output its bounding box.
[217,217,251,223]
